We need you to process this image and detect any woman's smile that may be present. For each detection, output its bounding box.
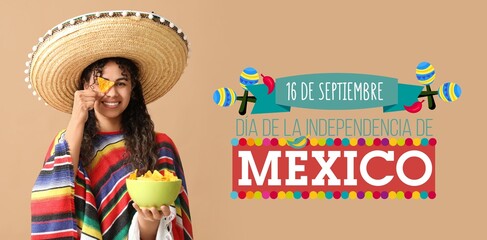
[101,100,121,108]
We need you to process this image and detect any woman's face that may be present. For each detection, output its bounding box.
[85,60,133,123]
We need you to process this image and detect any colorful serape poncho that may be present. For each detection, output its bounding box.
[31,130,193,239]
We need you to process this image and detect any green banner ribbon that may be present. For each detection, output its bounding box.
[246,73,423,114]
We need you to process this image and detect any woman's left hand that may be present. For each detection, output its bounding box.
[133,203,171,222]
[133,203,171,239]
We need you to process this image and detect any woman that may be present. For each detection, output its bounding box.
[28,11,192,240]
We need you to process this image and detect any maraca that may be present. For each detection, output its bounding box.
[239,67,259,115]
[438,82,462,102]
[416,61,437,110]
[213,87,237,107]
[419,82,462,102]
[212,87,256,109]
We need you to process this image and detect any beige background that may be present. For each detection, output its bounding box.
[1,0,485,239]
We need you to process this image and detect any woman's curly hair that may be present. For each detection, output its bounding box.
[77,57,159,171]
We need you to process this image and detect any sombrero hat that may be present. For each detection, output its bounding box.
[24,10,189,113]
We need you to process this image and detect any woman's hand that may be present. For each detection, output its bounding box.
[71,89,103,124]
[65,88,103,175]
[133,203,171,222]
[133,203,171,239]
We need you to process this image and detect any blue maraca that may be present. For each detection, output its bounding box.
[240,67,259,89]
[438,82,462,102]
[418,82,462,104]
[416,61,437,110]
[212,87,257,110]
[238,67,259,115]
[213,87,237,107]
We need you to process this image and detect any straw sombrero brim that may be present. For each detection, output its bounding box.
[26,11,189,113]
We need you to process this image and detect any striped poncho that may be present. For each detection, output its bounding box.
[31,130,193,239]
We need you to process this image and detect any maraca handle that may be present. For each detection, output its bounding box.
[237,96,256,103]
[418,91,438,97]
[426,85,436,110]
[239,90,249,115]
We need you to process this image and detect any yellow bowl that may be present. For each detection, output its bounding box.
[126,179,182,208]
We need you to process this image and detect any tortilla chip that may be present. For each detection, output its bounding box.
[97,77,115,93]
[128,169,179,182]
[152,170,164,181]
